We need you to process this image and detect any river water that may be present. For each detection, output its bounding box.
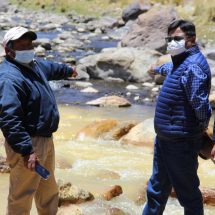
[0,13,214,214]
[0,103,215,215]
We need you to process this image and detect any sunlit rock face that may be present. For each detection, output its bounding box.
[121,6,178,54]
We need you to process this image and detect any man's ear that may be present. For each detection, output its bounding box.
[5,46,15,58]
[186,36,196,48]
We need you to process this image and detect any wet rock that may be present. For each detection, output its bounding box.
[95,169,120,180]
[126,84,139,90]
[74,81,93,88]
[80,87,98,93]
[75,64,90,80]
[120,118,155,147]
[105,77,124,83]
[103,185,123,201]
[122,1,151,22]
[142,82,154,88]
[121,6,178,53]
[170,187,215,206]
[58,182,94,206]
[105,207,127,215]
[86,16,119,32]
[0,155,10,173]
[35,46,46,57]
[40,23,60,31]
[79,47,160,82]
[57,205,83,215]
[62,57,76,64]
[207,52,215,61]
[86,96,131,107]
[75,119,118,140]
[34,38,52,50]
[111,122,137,140]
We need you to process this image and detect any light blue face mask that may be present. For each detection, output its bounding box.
[15,49,35,64]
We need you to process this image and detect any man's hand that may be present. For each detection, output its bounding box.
[71,67,78,78]
[147,64,157,78]
[23,152,38,171]
[211,144,215,161]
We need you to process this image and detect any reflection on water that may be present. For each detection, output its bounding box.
[0,104,215,215]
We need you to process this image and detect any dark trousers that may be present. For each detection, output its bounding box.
[142,136,204,215]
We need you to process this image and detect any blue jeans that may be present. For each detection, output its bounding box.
[142,136,203,215]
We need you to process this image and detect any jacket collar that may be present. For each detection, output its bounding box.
[171,44,200,68]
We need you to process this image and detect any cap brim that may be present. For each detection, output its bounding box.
[11,31,37,41]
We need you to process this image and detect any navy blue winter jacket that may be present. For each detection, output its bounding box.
[154,46,211,140]
[0,57,73,156]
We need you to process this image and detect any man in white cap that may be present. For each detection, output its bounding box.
[0,26,77,215]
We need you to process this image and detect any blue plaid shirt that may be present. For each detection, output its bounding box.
[155,60,212,130]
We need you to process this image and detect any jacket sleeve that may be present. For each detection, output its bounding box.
[37,60,74,81]
[155,62,173,76]
[181,64,212,129]
[0,79,33,156]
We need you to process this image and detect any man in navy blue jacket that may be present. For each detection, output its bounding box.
[0,26,77,215]
[142,20,211,215]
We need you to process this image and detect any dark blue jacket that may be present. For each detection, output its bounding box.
[0,57,73,156]
[154,46,211,140]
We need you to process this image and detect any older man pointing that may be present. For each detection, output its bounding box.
[0,26,77,215]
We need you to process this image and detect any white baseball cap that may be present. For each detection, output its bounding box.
[2,26,37,48]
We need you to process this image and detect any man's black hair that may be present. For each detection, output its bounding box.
[167,19,196,37]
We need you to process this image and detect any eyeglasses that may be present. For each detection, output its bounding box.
[165,36,185,43]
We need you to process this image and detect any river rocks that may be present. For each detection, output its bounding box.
[102,185,123,201]
[126,84,139,90]
[110,122,137,140]
[74,81,93,88]
[80,87,98,93]
[78,47,160,82]
[0,155,10,173]
[86,96,131,107]
[95,169,120,180]
[120,118,155,147]
[33,38,52,50]
[76,119,136,141]
[75,119,118,140]
[207,52,215,61]
[121,6,178,53]
[170,187,215,206]
[58,182,94,206]
[105,207,127,215]
[122,1,151,22]
[57,205,83,215]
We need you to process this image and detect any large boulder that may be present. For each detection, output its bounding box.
[78,47,160,82]
[120,118,155,147]
[75,119,118,140]
[58,182,94,206]
[121,6,178,53]
[76,119,136,141]
[122,1,151,22]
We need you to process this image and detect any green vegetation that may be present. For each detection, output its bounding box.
[9,0,135,16]
[9,0,215,40]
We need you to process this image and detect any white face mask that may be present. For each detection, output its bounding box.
[167,39,186,56]
[15,49,35,64]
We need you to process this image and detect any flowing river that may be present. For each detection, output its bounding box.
[0,103,215,215]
